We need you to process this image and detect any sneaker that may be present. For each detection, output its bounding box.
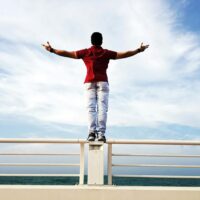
[97,133,106,143]
[87,132,96,142]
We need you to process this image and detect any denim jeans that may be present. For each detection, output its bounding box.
[84,82,109,135]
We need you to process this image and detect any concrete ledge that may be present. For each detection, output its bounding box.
[0,185,200,200]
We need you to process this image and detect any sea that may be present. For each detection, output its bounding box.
[0,176,200,186]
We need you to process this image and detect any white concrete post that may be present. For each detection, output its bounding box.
[88,142,104,185]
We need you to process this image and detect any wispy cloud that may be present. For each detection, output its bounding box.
[0,0,200,133]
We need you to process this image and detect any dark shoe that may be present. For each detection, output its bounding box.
[97,134,106,143]
[87,132,96,142]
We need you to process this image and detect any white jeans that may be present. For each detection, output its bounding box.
[84,82,109,135]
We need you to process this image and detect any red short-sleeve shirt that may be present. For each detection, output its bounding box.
[76,46,117,83]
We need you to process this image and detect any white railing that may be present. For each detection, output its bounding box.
[107,140,200,185]
[1,138,200,186]
[0,138,87,184]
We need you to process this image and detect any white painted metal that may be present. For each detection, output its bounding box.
[0,163,80,166]
[0,174,79,177]
[88,142,104,185]
[107,144,112,185]
[0,138,86,143]
[107,139,200,185]
[79,143,85,184]
[1,138,200,186]
[1,138,200,145]
[113,175,200,179]
[112,153,200,158]
[107,139,200,145]
[112,164,200,168]
[0,153,79,156]
[0,138,87,184]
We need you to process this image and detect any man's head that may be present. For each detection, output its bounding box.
[91,32,103,46]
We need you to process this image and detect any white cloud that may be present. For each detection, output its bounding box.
[0,0,200,128]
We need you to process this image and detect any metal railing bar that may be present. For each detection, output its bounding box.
[1,138,200,145]
[112,174,200,179]
[112,153,200,158]
[0,174,80,177]
[107,140,200,185]
[107,139,200,145]
[0,163,80,167]
[0,138,87,144]
[0,153,79,156]
[112,164,200,168]
[0,138,86,185]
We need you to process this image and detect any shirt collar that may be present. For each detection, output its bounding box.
[91,45,103,49]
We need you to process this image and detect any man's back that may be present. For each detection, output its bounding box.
[76,45,117,83]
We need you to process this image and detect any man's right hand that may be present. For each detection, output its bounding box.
[41,42,78,59]
[42,41,53,52]
[139,42,149,52]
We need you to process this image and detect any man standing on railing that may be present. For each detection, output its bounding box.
[42,32,149,142]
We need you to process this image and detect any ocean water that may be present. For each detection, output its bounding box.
[0,176,200,186]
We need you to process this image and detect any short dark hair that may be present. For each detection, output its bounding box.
[91,32,103,46]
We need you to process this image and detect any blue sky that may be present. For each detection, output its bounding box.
[0,0,200,141]
[170,0,200,32]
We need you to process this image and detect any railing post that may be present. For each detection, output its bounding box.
[108,143,112,185]
[79,143,85,184]
[88,142,104,185]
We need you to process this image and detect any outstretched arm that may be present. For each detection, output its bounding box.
[42,41,78,59]
[115,43,149,59]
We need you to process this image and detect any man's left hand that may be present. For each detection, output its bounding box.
[139,42,149,52]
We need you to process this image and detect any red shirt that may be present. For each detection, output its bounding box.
[76,46,117,83]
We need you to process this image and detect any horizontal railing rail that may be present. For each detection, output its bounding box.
[0,153,80,156]
[107,139,200,185]
[0,138,86,143]
[0,138,87,184]
[107,139,200,145]
[112,153,200,158]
